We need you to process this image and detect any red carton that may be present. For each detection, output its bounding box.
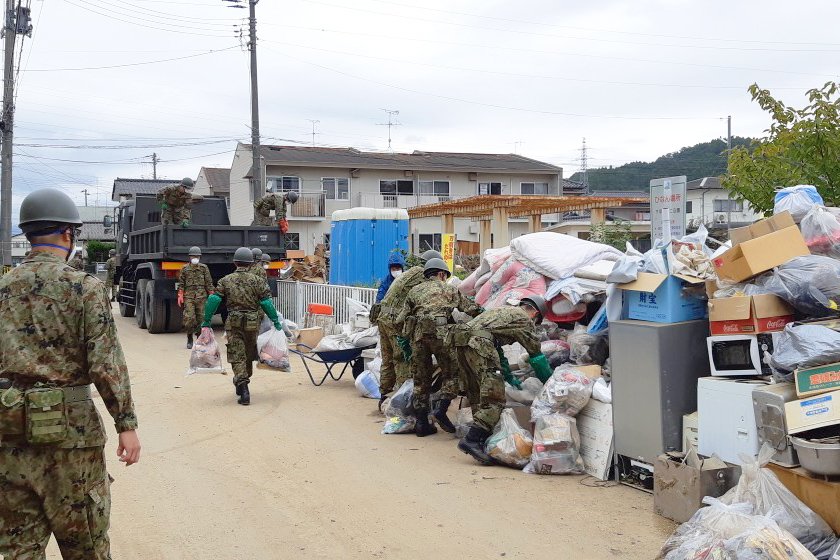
[708,294,794,336]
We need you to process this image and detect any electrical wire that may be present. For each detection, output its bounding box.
[63,0,237,37]
[22,45,239,72]
[76,0,237,30]
[17,138,238,149]
[95,0,240,23]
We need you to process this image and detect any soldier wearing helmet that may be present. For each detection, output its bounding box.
[156,177,199,227]
[372,249,443,410]
[252,187,298,234]
[0,188,141,558]
[451,297,553,466]
[105,248,118,302]
[178,246,214,349]
[394,258,482,437]
[202,247,285,405]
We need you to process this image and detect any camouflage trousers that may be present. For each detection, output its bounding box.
[252,210,273,227]
[455,339,505,433]
[182,294,207,334]
[410,333,459,412]
[225,322,258,387]
[105,277,116,301]
[377,322,410,395]
[0,445,111,560]
[161,207,191,226]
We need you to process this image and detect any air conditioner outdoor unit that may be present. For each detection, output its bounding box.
[468,224,479,234]
[716,214,727,224]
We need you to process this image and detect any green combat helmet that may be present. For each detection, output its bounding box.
[188,246,201,257]
[234,247,255,263]
[18,188,83,234]
[420,249,443,263]
[423,258,451,278]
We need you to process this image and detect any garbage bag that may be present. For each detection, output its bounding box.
[382,380,416,434]
[346,297,370,317]
[455,406,473,439]
[773,185,823,223]
[719,444,837,559]
[354,371,380,399]
[657,498,817,560]
[257,326,290,371]
[312,334,354,352]
[518,339,571,372]
[755,255,840,316]
[801,205,840,259]
[606,242,644,284]
[505,377,544,406]
[187,327,225,375]
[768,324,840,380]
[531,365,593,422]
[523,414,585,475]
[567,327,609,365]
[485,409,533,469]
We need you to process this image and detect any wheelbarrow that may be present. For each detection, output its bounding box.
[290,343,376,387]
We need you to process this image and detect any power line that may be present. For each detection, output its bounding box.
[22,45,239,71]
[64,0,236,37]
[95,0,240,23]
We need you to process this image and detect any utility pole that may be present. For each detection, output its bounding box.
[307,119,319,147]
[726,115,732,167]
[81,189,89,207]
[149,152,158,179]
[0,2,30,268]
[247,0,261,202]
[580,137,589,193]
[377,109,400,151]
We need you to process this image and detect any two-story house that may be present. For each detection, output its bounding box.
[228,143,564,254]
[193,167,231,210]
[686,176,763,228]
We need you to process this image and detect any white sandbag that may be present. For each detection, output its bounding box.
[355,371,381,399]
[510,232,622,281]
[348,326,379,347]
[312,334,354,352]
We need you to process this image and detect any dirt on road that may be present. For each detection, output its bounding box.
[48,310,675,559]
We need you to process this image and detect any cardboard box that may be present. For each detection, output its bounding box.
[577,400,614,481]
[296,326,324,349]
[767,463,840,534]
[708,294,794,335]
[285,249,305,259]
[795,362,840,398]
[713,212,810,282]
[617,272,707,323]
[785,389,840,434]
[653,450,742,523]
[575,364,602,380]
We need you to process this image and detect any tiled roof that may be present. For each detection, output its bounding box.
[112,178,178,202]
[79,222,116,241]
[687,177,722,191]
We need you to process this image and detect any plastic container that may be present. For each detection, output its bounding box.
[790,435,840,476]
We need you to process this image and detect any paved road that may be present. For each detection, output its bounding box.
[47,307,674,559]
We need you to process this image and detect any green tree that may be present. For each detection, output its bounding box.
[86,240,115,263]
[589,219,632,250]
[724,81,840,215]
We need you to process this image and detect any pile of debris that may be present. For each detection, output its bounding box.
[289,244,327,283]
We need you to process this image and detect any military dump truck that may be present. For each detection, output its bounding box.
[113,195,287,333]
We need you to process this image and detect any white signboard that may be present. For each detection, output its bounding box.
[650,175,687,242]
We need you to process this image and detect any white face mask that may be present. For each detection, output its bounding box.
[67,245,79,263]
[263,264,269,270]
[391,269,403,279]
[190,258,199,265]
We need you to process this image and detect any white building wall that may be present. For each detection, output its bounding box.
[228,144,253,226]
[685,188,762,227]
[193,168,213,197]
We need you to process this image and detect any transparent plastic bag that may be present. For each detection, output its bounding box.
[719,444,837,559]
[755,255,840,316]
[485,409,533,469]
[523,414,584,475]
[257,326,290,371]
[454,406,473,439]
[531,365,594,422]
[187,327,225,375]
[801,205,840,259]
[567,325,609,366]
[382,379,416,434]
[773,185,823,223]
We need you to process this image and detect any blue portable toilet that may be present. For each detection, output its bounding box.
[329,208,409,286]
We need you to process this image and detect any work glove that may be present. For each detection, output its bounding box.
[528,353,553,383]
[396,336,412,361]
[180,220,191,228]
[273,320,283,332]
[160,202,168,210]
[279,218,289,234]
[177,289,184,307]
[497,350,522,389]
[200,323,211,330]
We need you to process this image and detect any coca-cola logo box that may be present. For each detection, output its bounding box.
[708,294,794,336]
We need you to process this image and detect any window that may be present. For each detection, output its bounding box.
[267,176,301,193]
[284,233,300,251]
[322,177,350,200]
[478,182,502,195]
[521,182,549,195]
[323,233,330,251]
[380,180,414,195]
[713,199,743,212]
[685,200,693,214]
[419,180,450,196]
[418,233,442,252]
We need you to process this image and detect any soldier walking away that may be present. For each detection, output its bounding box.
[202,247,285,405]
[453,297,553,465]
[178,246,214,349]
[374,249,442,412]
[0,188,141,559]
[68,250,84,271]
[105,248,117,302]
[252,188,299,234]
[157,177,201,227]
[395,258,482,437]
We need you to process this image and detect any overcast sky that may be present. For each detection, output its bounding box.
[8,0,840,217]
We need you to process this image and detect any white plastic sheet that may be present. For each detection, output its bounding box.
[510,232,622,280]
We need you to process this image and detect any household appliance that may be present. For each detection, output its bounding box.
[698,377,770,465]
[707,333,773,377]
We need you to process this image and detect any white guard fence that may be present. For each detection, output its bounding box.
[275,280,378,327]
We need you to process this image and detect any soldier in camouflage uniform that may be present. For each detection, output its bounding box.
[374,249,442,409]
[105,249,117,302]
[178,246,214,349]
[0,188,141,559]
[395,258,482,437]
[202,247,285,405]
[453,296,553,465]
[68,252,84,271]
[252,189,298,233]
[157,177,198,226]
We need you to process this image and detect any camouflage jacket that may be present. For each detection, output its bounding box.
[216,267,270,312]
[178,263,214,298]
[253,193,289,221]
[105,257,116,279]
[246,262,268,283]
[156,184,192,210]
[0,252,138,448]
[378,266,424,324]
[395,278,482,341]
[68,254,84,270]
[458,307,541,357]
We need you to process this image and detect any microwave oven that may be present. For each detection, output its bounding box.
[706,334,773,377]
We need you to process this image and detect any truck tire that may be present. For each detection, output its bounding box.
[118,279,135,318]
[166,299,183,333]
[135,279,149,329]
[145,280,168,334]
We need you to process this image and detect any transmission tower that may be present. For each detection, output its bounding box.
[377,109,401,151]
[580,137,589,192]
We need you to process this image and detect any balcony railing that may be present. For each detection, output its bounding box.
[356,192,458,209]
[288,191,326,219]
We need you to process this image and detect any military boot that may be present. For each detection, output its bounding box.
[186,333,194,350]
[432,399,456,433]
[414,408,438,437]
[457,425,494,466]
[238,383,250,406]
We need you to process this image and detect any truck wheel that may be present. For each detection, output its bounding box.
[118,279,135,318]
[145,280,167,334]
[166,299,183,333]
[135,279,149,329]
